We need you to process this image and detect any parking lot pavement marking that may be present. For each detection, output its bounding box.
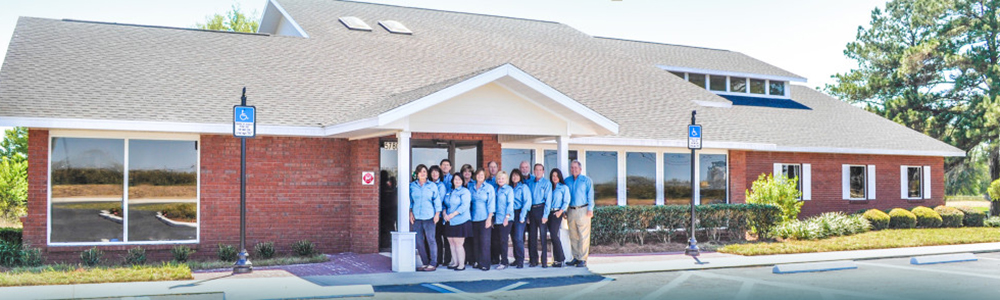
[856,261,1000,280]
[639,272,692,300]
[557,277,615,300]
[734,281,754,300]
[694,271,905,300]
[422,283,485,300]
[975,256,1000,261]
[483,281,528,296]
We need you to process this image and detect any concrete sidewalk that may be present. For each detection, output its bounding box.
[587,242,1000,275]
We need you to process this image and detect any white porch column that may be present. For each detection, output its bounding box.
[555,135,572,262]
[391,131,416,272]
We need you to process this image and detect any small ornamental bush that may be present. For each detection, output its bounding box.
[80,247,104,267]
[911,206,942,228]
[985,216,1000,227]
[862,209,891,230]
[774,212,870,240]
[0,227,22,245]
[888,208,917,229]
[171,245,195,263]
[956,206,986,227]
[254,242,276,259]
[933,206,964,228]
[0,241,43,267]
[123,247,147,265]
[745,174,803,222]
[989,179,1000,217]
[291,240,316,257]
[217,244,238,262]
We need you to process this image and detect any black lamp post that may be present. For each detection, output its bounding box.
[234,87,253,274]
[685,110,703,264]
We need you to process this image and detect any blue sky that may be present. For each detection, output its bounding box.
[0,0,887,132]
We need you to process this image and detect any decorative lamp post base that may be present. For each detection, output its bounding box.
[233,249,253,274]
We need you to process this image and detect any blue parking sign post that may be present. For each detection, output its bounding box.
[686,111,704,264]
[233,88,254,274]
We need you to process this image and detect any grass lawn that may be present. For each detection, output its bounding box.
[185,254,329,271]
[719,227,1000,256]
[0,263,192,287]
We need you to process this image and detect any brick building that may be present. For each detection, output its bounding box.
[0,0,963,271]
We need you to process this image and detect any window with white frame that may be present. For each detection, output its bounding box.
[586,151,618,207]
[774,163,812,200]
[843,164,875,200]
[50,136,198,244]
[668,71,787,97]
[901,165,931,199]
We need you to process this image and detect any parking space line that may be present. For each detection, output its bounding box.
[856,262,1000,280]
[693,272,905,300]
[558,277,615,300]
[975,256,1000,261]
[484,281,528,295]
[734,281,754,300]
[422,283,484,300]
[640,272,691,300]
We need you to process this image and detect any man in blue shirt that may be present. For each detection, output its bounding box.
[440,159,454,191]
[484,161,500,189]
[526,163,551,267]
[519,161,534,184]
[563,160,594,268]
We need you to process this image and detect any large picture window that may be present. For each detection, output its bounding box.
[663,153,692,205]
[501,149,534,172]
[50,136,198,244]
[586,151,618,207]
[543,150,577,173]
[700,154,728,204]
[625,152,655,206]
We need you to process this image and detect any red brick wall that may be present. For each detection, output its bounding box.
[349,138,380,253]
[23,129,47,249]
[730,150,945,217]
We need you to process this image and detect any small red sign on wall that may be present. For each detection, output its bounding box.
[362,171,375,185]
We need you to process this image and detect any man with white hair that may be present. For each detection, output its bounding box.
[518,161,533,183]
[563,160,593,268]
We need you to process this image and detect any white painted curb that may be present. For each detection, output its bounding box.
[773,260,857,274]
[910,253,977,265]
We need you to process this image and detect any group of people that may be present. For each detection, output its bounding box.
[408,159,594,272]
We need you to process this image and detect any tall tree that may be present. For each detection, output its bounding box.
[0,127,27,162]
[951,0,1000,180]
[195,5,259,33]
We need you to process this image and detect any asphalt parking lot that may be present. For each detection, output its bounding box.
[365,251,1000,300]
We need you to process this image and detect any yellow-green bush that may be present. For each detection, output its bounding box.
[889,208,917,229]
[911,206,942,228]
[862,209,890,230]
[956,206,986,227]
[933,206,964,227]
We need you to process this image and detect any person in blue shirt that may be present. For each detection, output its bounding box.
[429,165,450,268]
[440,159,454,191]
[468,169,495,271]
[527,163,552,267]
[519,161,534,184]
[508,169,533,269]
[484,161,500,189]
[543,168,570,268]
[409,164,441,272]
[460,164,475,189]
[443,173,472,271]
[564,160,595,268]
[490,171,515,269]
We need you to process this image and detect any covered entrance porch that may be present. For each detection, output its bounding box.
[330,64,618,272]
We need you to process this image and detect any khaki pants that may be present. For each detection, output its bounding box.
[566,207,591,262]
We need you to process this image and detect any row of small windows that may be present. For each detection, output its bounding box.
[669,71,787,97]
[775,163,931,201]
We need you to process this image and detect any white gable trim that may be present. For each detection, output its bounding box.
[258,0,310,38]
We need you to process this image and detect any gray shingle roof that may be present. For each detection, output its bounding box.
[0,0,963,156]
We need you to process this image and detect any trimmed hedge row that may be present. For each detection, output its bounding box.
[862,206,986,229]
[0,227,22,245]
[591,204,782,246]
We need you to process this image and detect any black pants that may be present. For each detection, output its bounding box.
[511,209,526,265]
[472,220,492,268]
[542,211,565,265]
[527,204,545,265]
[436,220,450,266]
[491,222,511,265]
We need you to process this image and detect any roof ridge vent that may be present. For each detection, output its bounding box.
[339,16,372,31]
[378,20,412,35]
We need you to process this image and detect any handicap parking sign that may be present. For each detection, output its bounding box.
[688,124,702,150]
[234,105,256,138]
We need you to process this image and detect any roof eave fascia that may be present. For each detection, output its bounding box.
[0,116,325,136]
[570,137,966,157]
[656,65,807,83]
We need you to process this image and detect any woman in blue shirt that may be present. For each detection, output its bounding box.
[469,169,495,271]
[409,164,441,271]
[490,171,515,269]
[544,168,570,268]
[508,169,532,269]
[460,164,475,189]
[430,165,450,268]
[443,173,472,271]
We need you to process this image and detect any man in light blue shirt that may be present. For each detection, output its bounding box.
[484,161,500,189]
[563,160,594,268]
[440,159,454,191]
[527,163,551,267]
[519,161,534,184]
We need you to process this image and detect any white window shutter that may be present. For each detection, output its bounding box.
[773,163,782,181]
[900,166,908,199]
[867,165,877,200]
[802,164,811,200]
[842,165,850,199]
[923,166,932,199]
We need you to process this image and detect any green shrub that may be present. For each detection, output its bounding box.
[774,212,870,240]
[0,241,42,267]
[0,227,21,245]
[933,206,964,228]
[254,242,276,259]
[217,244,238,262]
[956,206,986,227]
[985,216,1000,227]
[80,247,103,267]
[990,179,1000,217]
[888,208,917,229]
[745,174,803,222]
[291,240,316,257]
[862,209,891,230]
[171,245,195,263]
[123,247,147,265]
[911,206,942,228]
[590,204,782,245]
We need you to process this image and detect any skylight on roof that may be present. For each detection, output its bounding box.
[378,20,412,35]
[339,16,372,31]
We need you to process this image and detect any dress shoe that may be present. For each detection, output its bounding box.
[576,261,587,268]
